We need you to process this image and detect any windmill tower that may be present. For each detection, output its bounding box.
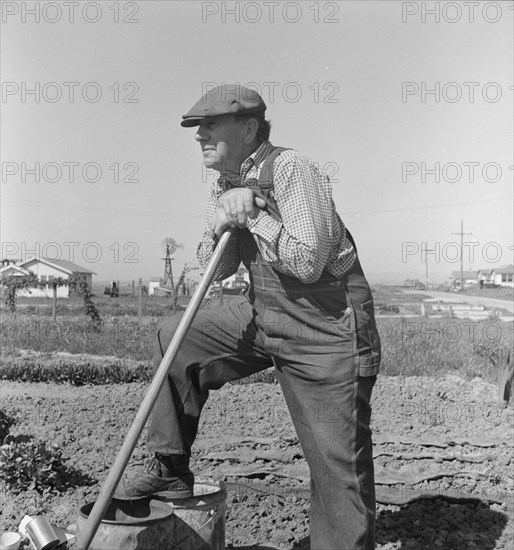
[161,238,182,292]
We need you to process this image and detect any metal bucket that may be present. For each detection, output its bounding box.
[76,480,226,550]
[155,479,226,550]
[77,498,174,550]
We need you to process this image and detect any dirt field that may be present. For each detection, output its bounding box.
[1,287,512,548]
[1,372,513,549]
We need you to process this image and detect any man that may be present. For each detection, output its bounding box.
[119,84,381,550]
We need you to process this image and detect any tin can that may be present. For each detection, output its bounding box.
[25,517,60,550]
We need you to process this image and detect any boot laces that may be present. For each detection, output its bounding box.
[147,456,163,475]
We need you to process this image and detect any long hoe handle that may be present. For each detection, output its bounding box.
[76,229,235,550]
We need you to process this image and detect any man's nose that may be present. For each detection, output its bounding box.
[195,129,206,142]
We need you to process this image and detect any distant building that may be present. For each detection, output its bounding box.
[403,278,425,289]
[450,265,514,289]
[224,266,250,289]
[0,257,95,298]
[477,268,493,286]
[449,270,478,288]
[490,265,514,288]
[148,277,165,296]
[208,266,250,297]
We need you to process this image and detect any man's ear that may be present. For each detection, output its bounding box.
[243,118,259,145]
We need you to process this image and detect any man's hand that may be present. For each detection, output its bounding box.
[210,188,266,238]
[219,188,266,225]
[210,206,231,239]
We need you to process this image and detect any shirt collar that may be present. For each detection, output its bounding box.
[241,141,275,176]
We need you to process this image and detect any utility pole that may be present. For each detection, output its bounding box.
[137,278,142,327]
[422,242,437,290]
[452,220,472,291]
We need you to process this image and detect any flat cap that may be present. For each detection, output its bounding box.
[181,84,266,127]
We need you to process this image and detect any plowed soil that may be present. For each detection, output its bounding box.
[1,373,513,549]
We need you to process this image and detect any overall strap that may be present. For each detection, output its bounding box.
[256,146,359,257]
[253,146,290,221]
[257,146,289,190]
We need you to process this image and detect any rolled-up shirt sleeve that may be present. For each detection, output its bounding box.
[246,152,333,284]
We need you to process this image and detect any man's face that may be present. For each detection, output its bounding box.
[195,115,246,174]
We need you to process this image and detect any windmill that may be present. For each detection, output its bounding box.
[161,238,182,292]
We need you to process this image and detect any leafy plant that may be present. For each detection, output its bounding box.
[2,271,101,328]
[68,272,102,329]
[2,272,42,313]
[0,410,15,442]
[168,264,191,312]
[0,435,69,493]
[0,357,152,385]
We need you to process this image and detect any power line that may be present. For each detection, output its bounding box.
[340,197,512,216]
[3,195,511,217]
[2,197,204,219]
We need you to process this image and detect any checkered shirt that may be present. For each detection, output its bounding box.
[197,141,356,284]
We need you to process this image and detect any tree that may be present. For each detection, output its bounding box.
[2,272,42,313]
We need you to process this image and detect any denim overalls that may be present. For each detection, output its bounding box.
[148,147,381,550]
[246,146,381,377]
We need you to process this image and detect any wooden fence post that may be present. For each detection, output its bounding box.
[52,285,57,322]
[138,278,142,327]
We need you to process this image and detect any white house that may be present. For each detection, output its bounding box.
[477,268,493,286]
[223,266,250,289]
[0,257,95,298]
[490,265,514,288]
[148,276,170,296]
[456,266,514,289]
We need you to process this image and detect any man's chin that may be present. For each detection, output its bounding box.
[202,157,220,171]
[203,162,220,172]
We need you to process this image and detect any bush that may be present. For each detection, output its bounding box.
[0,356,152,385]
[0,435,70,493]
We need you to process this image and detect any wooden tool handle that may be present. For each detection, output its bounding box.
[76,229,235,550]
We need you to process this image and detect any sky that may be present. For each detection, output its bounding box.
[1,0,513,285]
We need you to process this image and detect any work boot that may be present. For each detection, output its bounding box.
[114,454,194,500]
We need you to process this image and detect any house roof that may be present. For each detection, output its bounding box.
[0,264,31,277]
[18,257,96,275]
[492,264,514,275]
[451,270,478,279]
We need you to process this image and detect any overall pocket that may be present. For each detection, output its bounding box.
[305,289,351,327]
